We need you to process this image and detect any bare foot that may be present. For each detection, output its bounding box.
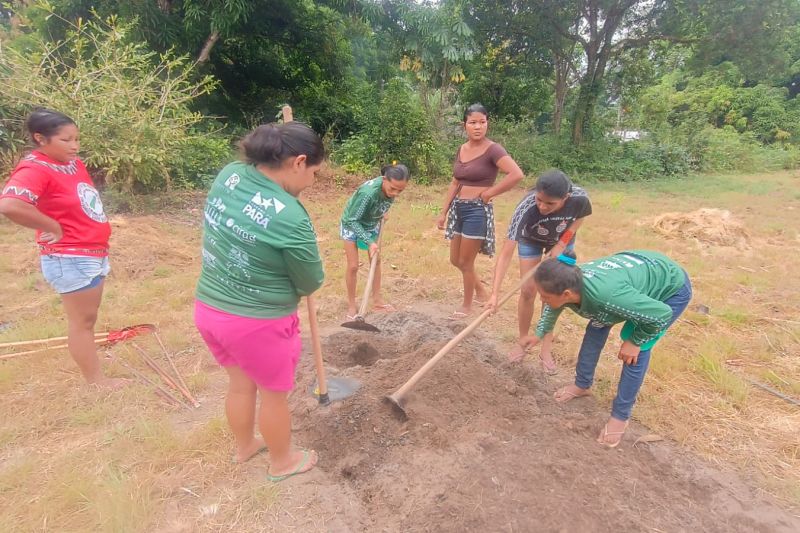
[597,418,628,448]
[234,438,268,464]
[268,449,318,481]
[372,302,395,313]
[553,384,591,403]
[507,339,529,363]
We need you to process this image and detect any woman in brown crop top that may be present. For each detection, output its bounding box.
[436,103,523,319]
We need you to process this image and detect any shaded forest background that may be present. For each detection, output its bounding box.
[2,0,799,190]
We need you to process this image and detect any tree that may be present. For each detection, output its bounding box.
[539,0,800,145]
[381,0,476,130]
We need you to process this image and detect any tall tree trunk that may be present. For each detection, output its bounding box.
[197,31,220,64]
[553,54,569,136]
[571,39,612,145]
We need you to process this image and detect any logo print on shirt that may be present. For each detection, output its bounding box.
[224,173,240,191]
[535,224,549,236]
[209,197,226,213]
[226,245,252,281]
[556,220,567,233]
[250,191,286,213]
[77,183,107,223]
[242,191,285,229]
[204,204,222,230]
[225,218,257,245]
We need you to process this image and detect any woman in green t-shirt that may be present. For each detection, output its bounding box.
[195,122,325,481]
[340,163,411,318]
[524,250,692,448]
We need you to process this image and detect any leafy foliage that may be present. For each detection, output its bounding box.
[0,13,224,190]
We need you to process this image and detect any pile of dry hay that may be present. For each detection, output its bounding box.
[652,208,750,248]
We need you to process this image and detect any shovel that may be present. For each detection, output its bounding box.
[341,223,384,333]
[386,264,539,417]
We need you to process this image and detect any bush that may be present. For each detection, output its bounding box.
[0,15,227,191]
[488,121,691,183]
[331,78,452,183]
[685,126,799,172]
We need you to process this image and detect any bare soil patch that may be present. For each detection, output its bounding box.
[272,310,800,532]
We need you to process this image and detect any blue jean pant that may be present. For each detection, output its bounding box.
[573,272,692,421]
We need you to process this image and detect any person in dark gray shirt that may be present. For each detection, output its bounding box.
[487,170,592,372]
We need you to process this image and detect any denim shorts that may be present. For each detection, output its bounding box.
[40,255,110,294]
[518,237,576,259]
[340,222,379,250]
[450,199,487,239]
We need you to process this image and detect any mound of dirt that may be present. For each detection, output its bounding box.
[652,208,751,248]
[280,310,798,532]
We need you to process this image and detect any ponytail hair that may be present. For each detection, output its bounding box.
[239,122,325,167]
[26,108,76,142]
[381,162,411,182]
[534,169,572,198]
[534,249,583,295]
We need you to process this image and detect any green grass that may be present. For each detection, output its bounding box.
[694,350,749,407]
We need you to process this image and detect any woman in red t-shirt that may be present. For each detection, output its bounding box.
[0,109,122,388]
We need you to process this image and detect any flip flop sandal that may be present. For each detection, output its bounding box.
[553,385,590,403]
[232,445,268,464]
[266,449,316,482]
[447,310,469,320]
[345,314,359,321]
[538,353,558,375]
[597,422,628,448]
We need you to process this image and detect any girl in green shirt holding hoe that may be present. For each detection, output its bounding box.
[524,250,692,448]
[340,163,411,319]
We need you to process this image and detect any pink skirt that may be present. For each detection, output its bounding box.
[194,300,302,391]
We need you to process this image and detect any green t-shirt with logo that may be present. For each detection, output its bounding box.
[340,177,393,243]
[196,162,324,318]
[535,250,686,349]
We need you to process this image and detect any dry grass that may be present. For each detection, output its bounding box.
[0,170,799,530]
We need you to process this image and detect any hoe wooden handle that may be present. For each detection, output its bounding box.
[306,295,330,404]
[389,265,538,403]
[356,223,384,318]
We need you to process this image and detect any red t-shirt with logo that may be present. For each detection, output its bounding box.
[1,151,111,256]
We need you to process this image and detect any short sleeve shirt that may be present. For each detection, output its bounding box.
[453,142,509,187]
[507,186,592,247]
[1,151,111,255]
[195,162,324,318]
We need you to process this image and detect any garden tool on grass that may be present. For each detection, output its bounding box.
[341,223,384,333]
[0,323,157,359]
[307,295,361,405]
[386,265,539,418]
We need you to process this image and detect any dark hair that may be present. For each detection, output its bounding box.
[533,250,582,295]
[463,103,489,122]
[240,122,325,167]
[381,162,411,181]
[26,108,76,141]
[534,169,572,199]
